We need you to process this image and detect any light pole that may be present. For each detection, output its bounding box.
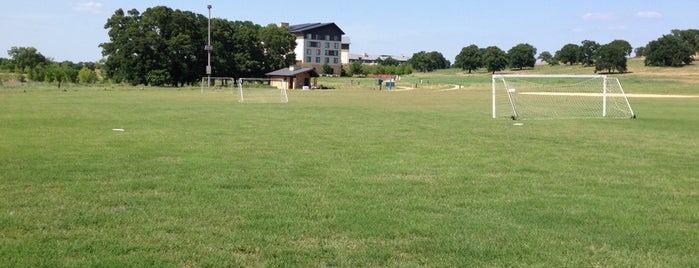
[205,4,212,87]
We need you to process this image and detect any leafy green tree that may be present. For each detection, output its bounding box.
[634,46,646,57]
[580,40,600,66]
[146,69,172,86]
[349,61,363,76]
[7,46,49,72]
[507,43,537,70]
[671,29,699,54]
[537,51,558,65]
[454,44,482,73]
[608,40,633,57]
[44,64,77,88]
[409,51,449,72]
[259,23,297,72]
[595,43,627,73]
[556,43,582,65]
[100,8,148,85]
[378,56,399,66]
[644,34,694,67]
[482,46,508,74]
[322,63,333,75]
[78,67,98,84]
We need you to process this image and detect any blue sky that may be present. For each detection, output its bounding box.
[1,0,696,63]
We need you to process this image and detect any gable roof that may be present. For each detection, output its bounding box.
[289,23,345,35]
[266,67,319,77]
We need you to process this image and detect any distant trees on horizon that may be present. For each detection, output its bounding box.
[1,3,697,86]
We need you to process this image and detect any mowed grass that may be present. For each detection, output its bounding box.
[1,64,698,266]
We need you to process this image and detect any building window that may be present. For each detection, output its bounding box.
[315,57,321,63]
[334,43,339,49]
[306,49,311,55]
[325,57,330,64]
[306,34,312,39]
[306,56,312,62]
[333,58,339,64]
[317,49,321,55]
[325,35,330,41]
[325,42,330,48]
[308,41,319,48]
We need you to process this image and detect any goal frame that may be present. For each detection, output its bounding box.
[200,76,236,94]
[491,74,635,120]
[237,78,288,103]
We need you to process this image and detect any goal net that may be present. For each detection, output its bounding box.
[201,77,235,94]
[492,75,635,120]
[238,78,288,103]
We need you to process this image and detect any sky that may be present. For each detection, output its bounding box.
[1,0,697,63]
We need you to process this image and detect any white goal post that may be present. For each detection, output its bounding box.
[492,75,636,120]
[200,77,236,94]
[237,78,288,103]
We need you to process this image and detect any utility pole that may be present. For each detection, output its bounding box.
[205,4,212,87]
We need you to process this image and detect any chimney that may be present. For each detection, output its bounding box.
[279,22,289,28]
[289,66,295,71]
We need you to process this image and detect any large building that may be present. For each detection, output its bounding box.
[288,22,345,75]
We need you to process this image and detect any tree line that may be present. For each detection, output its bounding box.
[1,4,697,87]
[0,46,98,87]
[446,28,698,74]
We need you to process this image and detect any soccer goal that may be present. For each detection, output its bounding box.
[492,75,636,120]
[200,77,236,94]
[237,78,288,103]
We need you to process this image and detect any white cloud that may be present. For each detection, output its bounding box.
[635,11,662,19]
[582,12,615,21]
[73,2,104,14]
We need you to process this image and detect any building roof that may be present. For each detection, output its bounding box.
[289,23,345,35]
[266,67,319,77]
[349,53,411,62]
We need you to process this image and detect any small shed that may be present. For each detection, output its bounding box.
[266,66,320,90]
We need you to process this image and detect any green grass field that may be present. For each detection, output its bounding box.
[1,59,698,267]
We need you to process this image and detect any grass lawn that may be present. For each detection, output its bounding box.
[1,60,698,266]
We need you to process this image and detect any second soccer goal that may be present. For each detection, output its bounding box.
[237,78,288,103]
[492,75,636,120]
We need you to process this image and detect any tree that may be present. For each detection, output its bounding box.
[608,40,633,57]
[408,51,449,72]
[454,44,482,73]
[44,63,78,88]
[595,43,627,73]
[634,46,646,57]
[556,43,582,65]
[78,67,98,84]
[482,46,508,74]
[538,51,558,65]
[580,40,600,66]
[671,29,699,55]
[644,34,694,67]
[146,69,172,86]
[7,46,49,72]
[322,63,333,75]
[507,43,537,70]
[378,56,399,66]
[349,61,363,76]
[259,23,297,71]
